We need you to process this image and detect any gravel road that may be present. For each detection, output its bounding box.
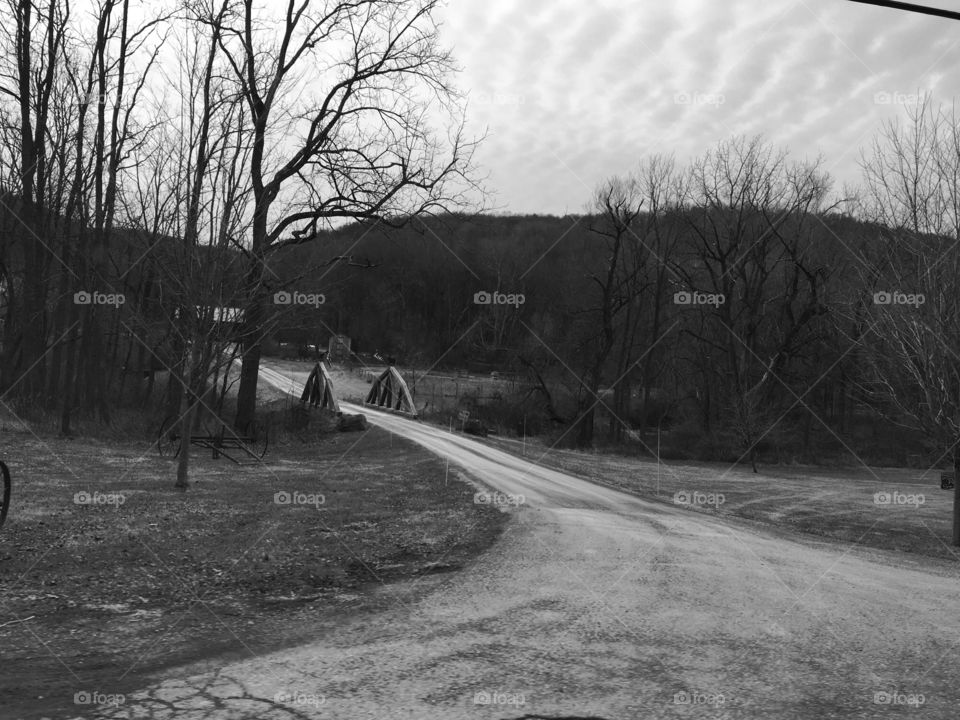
[84,367,960,719]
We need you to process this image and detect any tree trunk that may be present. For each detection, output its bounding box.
[701,374,711,434]
[575,366,602,448]
[175,395,195,491]
[575,405,596,448]
[953,443,960,546]
[234,189,270,432]
[609,381,629,444]
[46,238,71,402]
[19,209,48,399]
[234,290,264,433]
[60,321,79,436]
[175,340,209,490]
[59,231,86,436]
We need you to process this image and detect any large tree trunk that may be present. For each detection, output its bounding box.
[175,394,196,491]
[175,339,209,490]
[234,196,270,433]
[234,292,264,433]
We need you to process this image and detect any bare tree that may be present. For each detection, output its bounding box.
[122,1,255,488]
[675,135,834,471]
[856,96,960,544]
[606,154,684,443]
[199,0,480,432]
[567,174,645,447]
[0,0,71,400]
[0,0,167,435]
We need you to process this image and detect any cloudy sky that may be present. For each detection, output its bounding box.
[434,0,960,215]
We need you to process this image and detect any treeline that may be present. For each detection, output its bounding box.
[279,123,960,467]
[0,0,473,487]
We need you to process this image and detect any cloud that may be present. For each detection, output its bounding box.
[442,0,960,214]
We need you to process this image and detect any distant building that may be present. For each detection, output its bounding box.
[174,305,244,334]
[327,334,352,362]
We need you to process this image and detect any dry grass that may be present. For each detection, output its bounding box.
[482,435,959,560]
[0,422,507,719]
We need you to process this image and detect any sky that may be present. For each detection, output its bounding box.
[434,0,960,215]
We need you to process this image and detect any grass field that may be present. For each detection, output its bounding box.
[482,435,959,562]
[0,421,507,719]
[272,358,960,562]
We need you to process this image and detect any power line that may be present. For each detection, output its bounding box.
[847,0,960,22]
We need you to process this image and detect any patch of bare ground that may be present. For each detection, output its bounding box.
[0,423,507,719]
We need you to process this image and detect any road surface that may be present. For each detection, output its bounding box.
[87,365,960,719]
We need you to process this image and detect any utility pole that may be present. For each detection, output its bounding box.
[848,0,960,545]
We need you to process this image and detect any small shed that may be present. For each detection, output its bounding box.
[327,334,352,362]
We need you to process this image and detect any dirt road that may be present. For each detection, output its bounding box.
[83,367,960,719]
